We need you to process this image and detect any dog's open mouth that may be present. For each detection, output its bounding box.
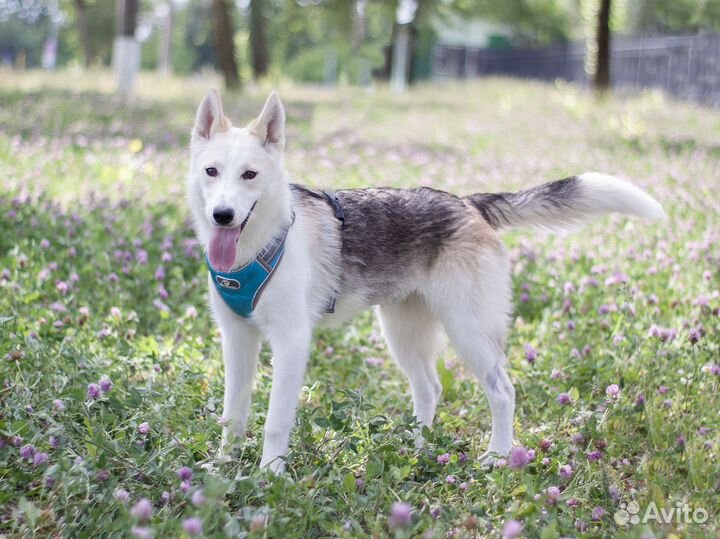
[208,202,256,272]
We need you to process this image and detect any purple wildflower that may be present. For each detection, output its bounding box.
[592,507,606,520]
[138,422,150,435]
[86,383,100,400]
[191,489,206,506]
[557,392,571,405]
[20,444,36,460]
[33,452,49,466]
[388,502,412,528]
[114,488,130,503]
[130,526,152,539]
[437,453,450,465]
[559,464,573,480]
[688,327,702,344]
[98,375,113,393]
[508,446,530,469]
[606,384,621,400]
[524,344,537,363]
[177,466,193,482]
[502,519,523,539]
[96,469,110,482]
[130,498,153,521]
[182,517,203,536]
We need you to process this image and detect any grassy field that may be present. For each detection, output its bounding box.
[1,72,719,538]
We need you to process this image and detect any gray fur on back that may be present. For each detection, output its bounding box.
[291,184,470,304]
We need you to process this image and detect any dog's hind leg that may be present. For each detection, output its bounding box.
[378,294,445,444]
[429,249,515,462]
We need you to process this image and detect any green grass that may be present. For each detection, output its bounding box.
[1,73,719,538]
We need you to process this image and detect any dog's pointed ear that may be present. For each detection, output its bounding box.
[193,88,230,142]
[249,91,285,151]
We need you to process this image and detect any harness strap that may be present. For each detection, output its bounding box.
[322,191,345,313]
[323,190,345,228]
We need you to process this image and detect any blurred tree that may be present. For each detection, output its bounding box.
[157,0,173,74]
[594,0,611,92]
[61,0,116,66]
[631,0,720,34]
[114,0,140,94]
[212,0,240,90]
[249,0,269,79]
[171,0,216,74]
[72,0,92,66]
[448,0,577,44]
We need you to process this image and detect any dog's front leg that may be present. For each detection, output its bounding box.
[259,323,311,473]
[219,320,261,456]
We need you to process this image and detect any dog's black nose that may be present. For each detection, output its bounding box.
[212,207,235,226]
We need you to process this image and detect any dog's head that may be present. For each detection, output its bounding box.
[188,89,289,271]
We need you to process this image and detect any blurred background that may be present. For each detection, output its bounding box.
[1,0,719,104]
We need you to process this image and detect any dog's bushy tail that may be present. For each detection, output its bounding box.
[466,173,666,231]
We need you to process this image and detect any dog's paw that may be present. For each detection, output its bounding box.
[478,451,504,469]
[214,450,232,465]
[260,456,286,475]
[220,427,245,454]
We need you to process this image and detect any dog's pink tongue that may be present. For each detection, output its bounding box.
[209,227,242,272]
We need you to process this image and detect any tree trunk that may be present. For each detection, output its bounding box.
[121,0,138,36]
[249,0,269,79]
[213,0,241,90]
[73,0,93,67]
[390,23,411,92]
[158,0,173,74]
[353,0,371,85]
[113,0,140,96]
[594,0,612,93]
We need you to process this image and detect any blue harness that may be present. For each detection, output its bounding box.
[206,191,345,319]
[206,214,294,319]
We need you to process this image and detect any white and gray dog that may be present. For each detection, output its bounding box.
[187,89,665,472]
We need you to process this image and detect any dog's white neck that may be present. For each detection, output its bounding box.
[231,183,293,268]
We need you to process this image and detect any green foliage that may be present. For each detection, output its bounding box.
[0,11,55,67]
[632,0,720,34]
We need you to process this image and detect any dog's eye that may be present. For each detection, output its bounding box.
[205,167,218,177]
[241,170,257,180]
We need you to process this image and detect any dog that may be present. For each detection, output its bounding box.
[187,89,665,473]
